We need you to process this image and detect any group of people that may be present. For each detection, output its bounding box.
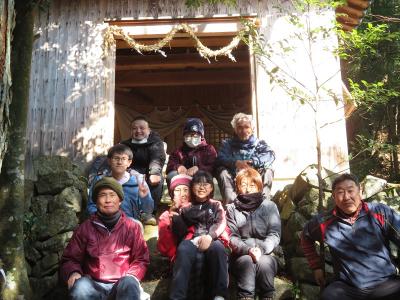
[59,112,400,300]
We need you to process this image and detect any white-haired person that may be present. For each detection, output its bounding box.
[215,113,275,204]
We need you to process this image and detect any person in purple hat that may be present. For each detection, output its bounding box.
[166,118,217,188]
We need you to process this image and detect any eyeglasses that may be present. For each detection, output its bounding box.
[240,183,257,189]
[193,183,212,188]
[111,156,130,162]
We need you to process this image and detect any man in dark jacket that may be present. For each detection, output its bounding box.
[60,177,150,300]
[166,118,217,187]
[301,173,400,300]
[121,116,166,225]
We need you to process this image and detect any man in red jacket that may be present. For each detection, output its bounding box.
[60,177,149,300]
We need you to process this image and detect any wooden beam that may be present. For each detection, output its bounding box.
[116,69,250,87]
[116,51,249,71]
[107,16,258,27]
[107,16,259,38]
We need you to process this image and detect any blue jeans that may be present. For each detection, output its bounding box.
[233,254,277,299]
[170,239,228,300]
[69,275,140,300]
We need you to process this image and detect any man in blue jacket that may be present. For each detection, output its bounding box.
[87,144,153,228]
[301,173,400,300]
[215,113,275,204]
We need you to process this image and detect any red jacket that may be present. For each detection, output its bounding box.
[157,210,195,262]
[166,141,217,175]
[60,212,149,284]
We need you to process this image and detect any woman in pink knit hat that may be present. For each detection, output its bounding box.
[157,174,193,261]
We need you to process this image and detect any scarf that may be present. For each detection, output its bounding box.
[230,134,257,151]
[234,192,264,212]
[131,138,148,144]
[97,210,121,231]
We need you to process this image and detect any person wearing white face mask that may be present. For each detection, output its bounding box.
[166,118,217,188]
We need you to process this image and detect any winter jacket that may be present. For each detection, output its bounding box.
[215,134,275,177]
[166,140,217,175]
[60,212,149,284]
[180,199,227,240]
[301,201,400,288]
[157,210,195,262]
[226,198,281,256]
[87,171,154,220]
[121,131,166,176]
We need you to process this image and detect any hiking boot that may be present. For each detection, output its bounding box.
[142,213,157,226]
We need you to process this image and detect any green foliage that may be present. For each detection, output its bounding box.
[338,22,400,78]
[349,78,400,110]
[344,0,400,182]
[290,281,301,299]
[352,134,397,157]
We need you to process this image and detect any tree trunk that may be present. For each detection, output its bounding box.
[0,0,34,299]
[0,0,14,172]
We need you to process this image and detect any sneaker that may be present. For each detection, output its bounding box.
[142,214,157,226]
[0,268,6,292]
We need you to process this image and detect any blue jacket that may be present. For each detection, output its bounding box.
[87,172,154,220]
[215,135,275,176]
[302,201,400,288]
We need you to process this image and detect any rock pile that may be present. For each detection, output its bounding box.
[24,156,87,299]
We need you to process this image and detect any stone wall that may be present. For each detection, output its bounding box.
[24,156,87,299]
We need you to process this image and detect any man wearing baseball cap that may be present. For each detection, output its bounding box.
[60,177,149,300]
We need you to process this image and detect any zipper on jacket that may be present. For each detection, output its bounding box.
[93,221,112,236]
[249,213,256,247]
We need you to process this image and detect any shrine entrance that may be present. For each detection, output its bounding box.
[112,17,254,153]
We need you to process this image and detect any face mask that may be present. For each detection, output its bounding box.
[184,136,202,148]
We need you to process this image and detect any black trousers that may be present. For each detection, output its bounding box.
[233,254,278,299]
[147,175,164,212]
[170,240,228,300]
[321,277,400,300]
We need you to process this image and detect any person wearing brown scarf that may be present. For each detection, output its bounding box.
[226,168,281,300]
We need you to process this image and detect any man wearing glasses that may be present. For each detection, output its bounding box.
[87,144,153,228]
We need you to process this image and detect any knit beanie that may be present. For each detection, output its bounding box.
[93,177,124,202]
[183,118,204,137]
[169,174,192,197]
